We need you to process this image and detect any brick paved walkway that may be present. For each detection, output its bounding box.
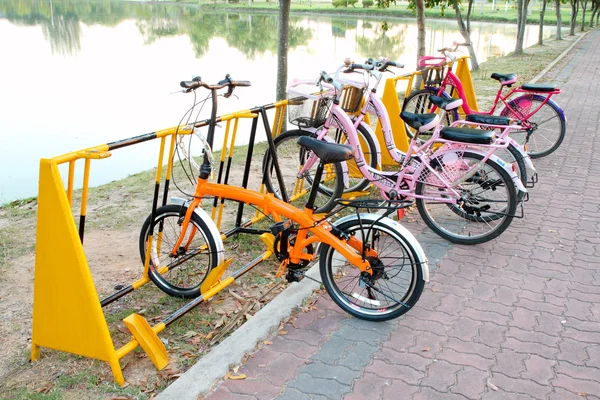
[205,31,600,400]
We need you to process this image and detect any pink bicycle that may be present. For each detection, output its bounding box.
[403,42,566,158]
[263,69,522,245]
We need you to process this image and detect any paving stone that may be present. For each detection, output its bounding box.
[450,366,488,399]
[301,360,361,385]
[286,372,351,398]
[343,372,390,400]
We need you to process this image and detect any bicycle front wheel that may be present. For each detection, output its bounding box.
[262,129,344,214]
[402,88,458,140]
[319,217,425,322]
[415,150,517,244]
[500,94,566,158]
[139,204,220,298]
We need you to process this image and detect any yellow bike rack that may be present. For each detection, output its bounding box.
[377,55,478,167]
[31,104,286,385]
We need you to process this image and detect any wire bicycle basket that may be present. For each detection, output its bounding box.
[419,56,448,87]
[286,81,334,128]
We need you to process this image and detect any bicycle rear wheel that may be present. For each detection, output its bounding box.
[500,94,566,158]
[415,150,517,244]
[262,129,344,214]
[139,204,220,298]
[328,124,377,193]
[319,217,425,322]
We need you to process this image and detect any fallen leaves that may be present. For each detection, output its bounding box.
[224,371,247,380]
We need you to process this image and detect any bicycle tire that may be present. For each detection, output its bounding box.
[139,204,220,298]
[329,123,378,193]
[262,129,344,214]
[402,88,458,140]
[415,150,517,245]
[500,94,566,158]
[319,217,425,322]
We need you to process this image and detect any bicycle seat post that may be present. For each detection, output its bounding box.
[304,162,326,211]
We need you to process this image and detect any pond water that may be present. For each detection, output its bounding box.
[0,0,556,203]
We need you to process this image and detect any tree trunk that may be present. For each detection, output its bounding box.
[539,0,547,44]
[452,0,480,70]
[570,0,578,35]
[514,0,530,54]
[276,0,290,102]
[580,0,589,30]
[556,0,563,39]
[415,0,426,68]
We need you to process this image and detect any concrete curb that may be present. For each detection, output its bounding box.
[529,31,589,83]
[156,265,321,399]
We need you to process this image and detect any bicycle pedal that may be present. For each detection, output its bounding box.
[285,270,304,283]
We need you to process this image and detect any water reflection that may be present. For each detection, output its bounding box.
[0,0,556,203]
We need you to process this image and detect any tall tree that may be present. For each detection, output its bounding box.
[514,0,531,54]
[556,0,563,39]
[539,0,548,44]
[276,0,290,102]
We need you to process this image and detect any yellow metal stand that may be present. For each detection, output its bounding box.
[31,159,125,385]
[454,56,479,114]
[377,56,478,167]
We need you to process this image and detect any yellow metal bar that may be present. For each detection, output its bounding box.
[131,275,152,290]
[165,134,177,181]
[67,160,75,206]
[115,322,166,360]
[155,137,166,184]
[377,77,410,163]
[80,159,91,219]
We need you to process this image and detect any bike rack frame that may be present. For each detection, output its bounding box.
[31,99,290,385]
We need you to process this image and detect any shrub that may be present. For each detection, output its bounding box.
[332,0,358,7]
[362,0,374,7]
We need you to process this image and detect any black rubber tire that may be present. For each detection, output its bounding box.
[319,218,425,322]
[262,129,345,214]
[328,123,378,193]
[415,150,517,245]
[139,204,219,298]
[500,94,566,159]
[402,88,458,140]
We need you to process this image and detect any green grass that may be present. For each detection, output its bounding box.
[197,0,579,26]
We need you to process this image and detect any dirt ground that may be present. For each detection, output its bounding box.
[0,140,291,399]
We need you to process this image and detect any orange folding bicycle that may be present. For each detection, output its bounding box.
[138,75,429,322]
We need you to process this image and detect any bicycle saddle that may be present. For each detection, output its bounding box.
[400,112,439,133]
[429,95,463,111]
[490,73,517,86]
[439,127,494,145]
[297,136,353,164]
[465,114,511,126]
[520,83,557,92]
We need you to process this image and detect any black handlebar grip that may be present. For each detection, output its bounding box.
[180,80,201,90]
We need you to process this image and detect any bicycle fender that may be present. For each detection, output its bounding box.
[323,135,350,188]
[169,197,225,265]
[357,121,383,169]
[332,213,430,282]
[488,153,528,194]
[508,138,536,174]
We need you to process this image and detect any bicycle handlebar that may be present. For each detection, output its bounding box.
[437,42,472,54]
[343,58,404,73]
[180,74,251,97]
